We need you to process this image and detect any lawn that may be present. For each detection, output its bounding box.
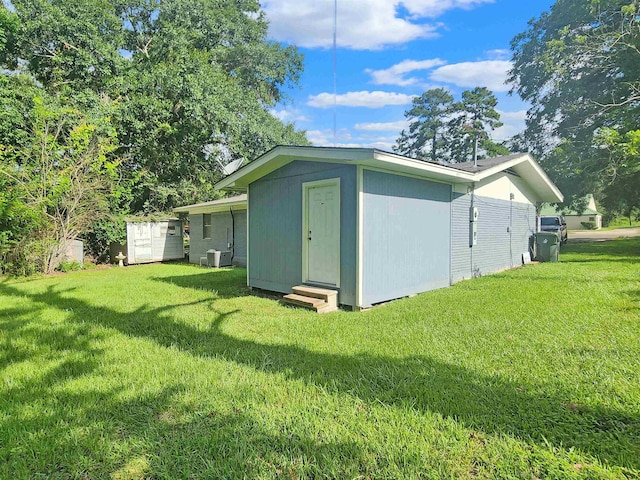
[1,239,639,479]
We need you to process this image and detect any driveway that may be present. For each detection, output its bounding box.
[569,227,640,242]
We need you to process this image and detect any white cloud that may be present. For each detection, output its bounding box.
[365,59,446,86]
[493,109,527,141]
[307,91,415,109]
[430,60,512,92]
[484,49,511,60]
[307,128,397,150]
[261,0,493,50]
[269,108,310,123]
[354,120,410,132]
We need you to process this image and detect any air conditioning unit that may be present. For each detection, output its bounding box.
[206,249,232,268]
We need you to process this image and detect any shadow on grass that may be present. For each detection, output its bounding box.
[151,268,251,298]
[1,281,638,474]
[562,238,640,263]
[0,291,372,478]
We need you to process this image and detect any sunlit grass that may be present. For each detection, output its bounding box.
[1,238,639,479]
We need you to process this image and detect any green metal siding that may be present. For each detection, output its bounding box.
[248,161,357,306]
[362,170,451,307]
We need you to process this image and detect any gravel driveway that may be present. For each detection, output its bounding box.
[569,227,640,242]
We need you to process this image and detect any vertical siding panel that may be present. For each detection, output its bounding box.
[362,170,451,306]
[451,194,536,282]
[188,214,205,264]
[248,161,357,306]
[232,210,247,266]
[188,212,247,266]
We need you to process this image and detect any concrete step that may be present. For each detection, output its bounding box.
[291,285,338,307]
[282,293,338,314]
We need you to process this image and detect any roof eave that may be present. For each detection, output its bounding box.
[475,153,564,203]
[214,145,376,190]
[173,200,247,214]
[214,146,563,203]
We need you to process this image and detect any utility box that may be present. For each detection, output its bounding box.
[469,206,478,246]
[535,232,560,262]
[206,249,232,268]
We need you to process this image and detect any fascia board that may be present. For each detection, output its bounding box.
[173,200,247,214]
[369,150,475,183]
[214,146,376,190]
[475,154,564,203]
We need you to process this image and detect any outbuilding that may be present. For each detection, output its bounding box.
[215,146,563,309]
[120,218,184,265]
[174,195,247,266]
[540,194,602,230]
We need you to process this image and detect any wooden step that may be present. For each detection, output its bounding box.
[291,285,338,307]
[282,293,338,314]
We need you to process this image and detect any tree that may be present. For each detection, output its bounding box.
[395,87,506,163]
[5,0,309,213]
[0,76,119,274]
[447,87,504,163]
[394,88,453,162]
[113,0,309,211]
[509,0,640,212]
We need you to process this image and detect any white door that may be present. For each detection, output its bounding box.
[133,223,153,263]
[305,181,340,286]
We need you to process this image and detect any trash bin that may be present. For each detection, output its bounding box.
[535,232,560,262]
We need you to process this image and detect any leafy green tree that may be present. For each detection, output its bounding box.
[9,0,126,94]
[5,0,308,214]
[394,88,453,162]
[395,87,505,164]
[0,76,119,274]
[509,0,640,211]
[601,171,640,225]
[447,87,504,163]
[0,7,19,69]
[117,0,308,211]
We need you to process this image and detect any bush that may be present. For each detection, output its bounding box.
[85,216,127,263]
[56,260,83,272]
[580,221,597,230]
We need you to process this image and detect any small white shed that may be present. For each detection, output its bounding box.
[124,218,184,264]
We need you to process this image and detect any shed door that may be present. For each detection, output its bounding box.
[305,180,340,286]
[133,223,153,262]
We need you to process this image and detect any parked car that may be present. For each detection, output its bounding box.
[540,215,568,244]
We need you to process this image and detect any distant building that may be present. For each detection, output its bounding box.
[540,194,601,230]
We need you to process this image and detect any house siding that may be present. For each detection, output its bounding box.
[362,170,451,307]
[451,193,536,282]
[188,211,247,266]
[248,161,357,306]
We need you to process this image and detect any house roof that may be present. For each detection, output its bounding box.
[540,194,600,216]
[449,153,528,173]
[214,146,563,203]
[173,194,247,214]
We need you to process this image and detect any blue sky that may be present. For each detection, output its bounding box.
[262,0,555,150]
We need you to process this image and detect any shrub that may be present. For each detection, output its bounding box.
[56,260,83,272]
[581,221,597,230]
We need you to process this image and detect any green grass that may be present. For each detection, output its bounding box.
[602,219,640,230]
[1,239,639,479]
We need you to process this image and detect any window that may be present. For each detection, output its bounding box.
[589,216,595,222]
[203,214,212,239]
[167,225,177,236]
